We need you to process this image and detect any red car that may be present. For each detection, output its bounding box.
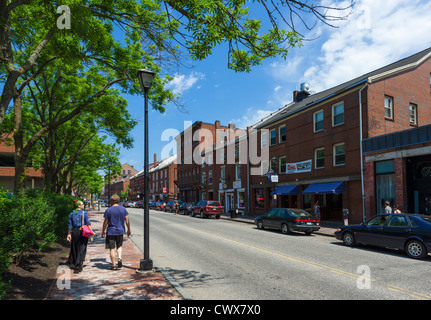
[191,200,223,219]
[156,202,166,211]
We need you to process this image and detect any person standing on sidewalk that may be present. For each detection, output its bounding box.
[101,194,131,270]
[67,199,91,272]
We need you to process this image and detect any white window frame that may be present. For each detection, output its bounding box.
[313,109,324,133]
[235,164,241,181]
[332,102,344,127]
[333,143,346,167]
[279,156,287,174]
[279,125,286,143]
[384,95,394,120]
[315,147,325,169]
[409,103,417,126]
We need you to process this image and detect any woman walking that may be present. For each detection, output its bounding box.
[67,199,92,272]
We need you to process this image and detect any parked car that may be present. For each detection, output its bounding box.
[255,208,320,235]
[165,200,182,212]
[156,202,166,211]
[191,200,223,219]
[149,200,157,210]
[179,202,193,215]
[129,201,137,208]
[335,214,431,259]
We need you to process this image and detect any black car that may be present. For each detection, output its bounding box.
[178,202,193,215]
[335,214,431,259]
[165,200,182,212]
[255,208,320,235]
[149,200,157,210]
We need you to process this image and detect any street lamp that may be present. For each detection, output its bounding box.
[107,160,112,207]
[137,68,156,271]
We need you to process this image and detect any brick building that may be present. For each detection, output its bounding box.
[148,154,177,202]
[0,134,44,191]
[250,47,431,224]
[175,120,248,213]
[130,154,160,201]
[104,163,138,200]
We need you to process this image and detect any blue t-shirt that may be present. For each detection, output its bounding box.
[104,205,128,236]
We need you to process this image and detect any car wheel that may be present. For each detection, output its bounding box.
[200,210,205,218]
[342,232,355,246]
[216,214,220,219]
[256,220,264,230]
[405,240,428,259]
[281,223,290,235]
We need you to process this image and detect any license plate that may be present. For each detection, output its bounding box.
[213,208,217,210]
[307,222,312,225]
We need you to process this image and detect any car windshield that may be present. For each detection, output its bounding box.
[207,201,220,206]
[288,209,313,217]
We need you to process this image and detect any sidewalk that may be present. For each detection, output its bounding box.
[46,209,339,300]
[46,210,183,300]
[220,212,340,237]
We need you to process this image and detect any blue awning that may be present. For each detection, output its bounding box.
[270,185,299,196]
[302,182,345,195]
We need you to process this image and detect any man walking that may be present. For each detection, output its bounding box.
[101,194,131,270]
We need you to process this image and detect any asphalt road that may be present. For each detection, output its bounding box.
[127,208,431,300]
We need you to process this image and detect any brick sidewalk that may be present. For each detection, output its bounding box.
[46,211,183,300]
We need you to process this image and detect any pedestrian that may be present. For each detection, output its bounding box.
[313,200,321,221]
[175,200,179,215]
[101,194,131,270]
[384,201,392,214]
[394,204,401,214]
[67,199,92,272]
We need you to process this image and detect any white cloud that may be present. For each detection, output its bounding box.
[267,0,431,96]
[304,0,431,92]
[230,107,275,129]
[166,72,205,94]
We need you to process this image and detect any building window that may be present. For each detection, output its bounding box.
[209,170,213,184]
[332,102,344,126]
[238,191,245,208]
[279,125,286,143]
[235,164,241,180]
[270,129,276,146]
[279,156,287,174]
[314,110,324,132]
[333,143,345,166]
[261,132,267,148]
[384,95,394,120]
[315,147,325,169]
[202,172,206,184]
[261,160,268,176]
[409,103,417,126]
[220,166,225,182]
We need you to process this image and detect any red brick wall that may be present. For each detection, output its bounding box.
[367,58,431,137]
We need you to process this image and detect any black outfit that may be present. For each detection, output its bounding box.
[67,228,89,269]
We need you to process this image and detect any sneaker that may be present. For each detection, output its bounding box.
[117,258,122,268]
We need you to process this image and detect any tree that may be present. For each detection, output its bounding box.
[0,0,353,192]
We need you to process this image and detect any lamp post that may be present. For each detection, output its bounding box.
[107,160,112,207]
[137,68,156,271]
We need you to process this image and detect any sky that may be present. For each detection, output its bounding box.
[114,0,431,173]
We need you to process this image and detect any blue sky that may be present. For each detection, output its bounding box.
[115,0,431,172]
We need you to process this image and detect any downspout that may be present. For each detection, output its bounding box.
[246,126,250,216]
[359,81,368,223]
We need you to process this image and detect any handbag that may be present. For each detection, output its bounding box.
[80,211,95,238]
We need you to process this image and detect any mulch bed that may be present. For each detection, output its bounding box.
[2,240,70,300]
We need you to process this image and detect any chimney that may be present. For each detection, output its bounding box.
[293,90,299,102]
[153,153,157,164]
